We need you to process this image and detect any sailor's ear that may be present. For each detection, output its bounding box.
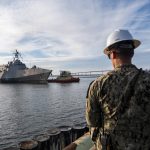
[111,51,117,59]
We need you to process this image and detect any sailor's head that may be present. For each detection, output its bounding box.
[104,29,141,59]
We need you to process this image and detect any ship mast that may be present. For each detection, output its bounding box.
[13,49,22,61]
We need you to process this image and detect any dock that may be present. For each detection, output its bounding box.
[3,125,94,150]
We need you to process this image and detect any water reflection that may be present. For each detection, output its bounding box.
[0,78,94,149]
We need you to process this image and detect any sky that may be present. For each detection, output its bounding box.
[0,0,150,74]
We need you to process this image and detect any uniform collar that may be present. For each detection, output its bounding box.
[114,64,137,71]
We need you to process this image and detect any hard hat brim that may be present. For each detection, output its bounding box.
[104,39,141,55]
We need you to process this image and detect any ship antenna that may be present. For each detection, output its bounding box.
[13,49,22,61]
[18,50,23,60]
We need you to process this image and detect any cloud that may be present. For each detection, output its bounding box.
[0,0,149,72]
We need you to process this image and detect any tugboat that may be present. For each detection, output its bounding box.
[48,71,80,83]
[0,50,52,83]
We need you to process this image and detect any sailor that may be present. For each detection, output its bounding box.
[86,29,150,150]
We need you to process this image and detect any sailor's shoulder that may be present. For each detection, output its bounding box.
[96,70,118,83]
[137,70,150,85]
[86,71,120,97]
[141,70,150,79]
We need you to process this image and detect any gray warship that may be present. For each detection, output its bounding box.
[0,50,52,83]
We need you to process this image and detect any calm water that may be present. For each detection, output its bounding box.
[0,78,94,149]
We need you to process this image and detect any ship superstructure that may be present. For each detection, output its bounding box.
[0,50,52,83]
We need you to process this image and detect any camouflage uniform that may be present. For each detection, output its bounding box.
[86,64,150,150]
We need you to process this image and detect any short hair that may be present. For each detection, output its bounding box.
[108,40,134,58]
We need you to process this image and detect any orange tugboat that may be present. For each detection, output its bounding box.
[48,71,80,83]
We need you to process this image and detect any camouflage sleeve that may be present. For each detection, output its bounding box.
[86,80,102,127]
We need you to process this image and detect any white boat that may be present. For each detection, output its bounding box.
[0,50,52,83]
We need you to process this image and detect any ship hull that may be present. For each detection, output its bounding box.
[48,77,80,83]
[0,71,51,83]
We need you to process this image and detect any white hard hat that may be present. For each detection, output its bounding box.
[104,29,141,55]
